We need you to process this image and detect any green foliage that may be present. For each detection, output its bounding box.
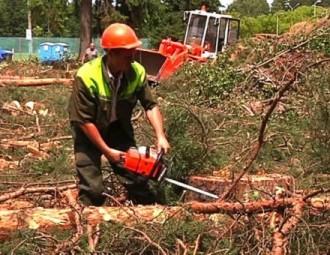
[0,0,79,37]
[0,0,328,42]
[272,0,330,12]
[0,85,73,182]
[228,0,270,17]
[289,213,330,254]
[271,0,287,12]
[0,0,27,36]
[29,146,71,175]
[0,229,75,254]
[96,219,213,254]
[305,70,330,174]
[232,6,325,37]
[156,54,243,183]
[164,107,208,178]
[163,55,243,107]
[291,0,330,7]
[161,218,211,250]
[0,230,39,254]
[308,29,330,55]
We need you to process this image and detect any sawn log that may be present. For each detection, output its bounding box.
[0,78,73,87]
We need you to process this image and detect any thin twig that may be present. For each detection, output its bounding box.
[102,192,141,223]
[303,188,330,201]
[220,73,298,201]
[193,234,201,255]
[125,226,167,255]
[54,190,84,254]
[254,32,326,69]
[176,238,188,255]
[0,184,76,203]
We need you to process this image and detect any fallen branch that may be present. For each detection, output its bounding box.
[0,78,73,87]
[220,74,298,200]
[254,30,327,69]
[0,184,76,203]
[54,190,83,254]
[271,200,304,255]
[0,196,328,239]
[188,197,330,214]
[0,205,187,239]
[126,226,168,255]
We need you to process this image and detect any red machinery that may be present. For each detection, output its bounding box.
[134,8,240,84]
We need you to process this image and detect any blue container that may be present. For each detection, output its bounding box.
[0,48,14,61]
[38,42,70,63]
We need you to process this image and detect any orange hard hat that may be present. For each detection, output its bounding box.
[101,23,142,49]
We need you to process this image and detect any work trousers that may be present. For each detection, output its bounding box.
[72,121,157,206]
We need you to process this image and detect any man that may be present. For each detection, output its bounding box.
[81,42,98,63]
[69,23,170,206]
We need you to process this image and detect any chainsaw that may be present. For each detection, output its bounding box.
[118,146,219,199]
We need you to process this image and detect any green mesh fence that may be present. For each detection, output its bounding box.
[0,37,79,53]
[0,37,150,57]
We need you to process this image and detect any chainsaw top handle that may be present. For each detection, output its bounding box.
[149,148,166,181]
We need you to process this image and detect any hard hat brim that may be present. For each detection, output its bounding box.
[101,40,142,50]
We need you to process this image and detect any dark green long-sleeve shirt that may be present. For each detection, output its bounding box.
[68,56,157,141]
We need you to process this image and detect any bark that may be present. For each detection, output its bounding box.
[0,197,328,239]
[0,205,187,239]
[188,197,330,214]
[189,198,296,214]
[271,200,305,255]
[79,0,93,60]
[0,78,73,87]
[0,75,36,79]
[185,174,294,202]
[0,184,76,203]
[54,190,84,253]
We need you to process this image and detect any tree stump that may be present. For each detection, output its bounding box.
[184,174,295,202]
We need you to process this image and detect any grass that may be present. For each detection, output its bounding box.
[0,85,74,183]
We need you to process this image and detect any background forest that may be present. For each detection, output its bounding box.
[0,0,330,43]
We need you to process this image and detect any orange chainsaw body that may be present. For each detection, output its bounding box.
[121,147,166,180]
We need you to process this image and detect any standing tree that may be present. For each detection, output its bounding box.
[30,0,78,37]
[271,0,287,12]
[0,0,28,36]
[79,0,92,60]
[228,0,270,16]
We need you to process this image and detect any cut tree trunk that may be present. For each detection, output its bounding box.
[0,197,328,240]
[185,174,295,202]
[0,78,73,87]
[0,206,187,239]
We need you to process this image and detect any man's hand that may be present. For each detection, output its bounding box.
[157,135,170,154]
[80,123,125,163]
[104,148,125,163]
[146,106,171,154]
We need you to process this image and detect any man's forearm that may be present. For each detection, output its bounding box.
[80,123,110,155]
[146,106,170,153]
[146,106,166,139]
[79,123,124,162]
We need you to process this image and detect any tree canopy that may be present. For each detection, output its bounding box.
[228,0,270,17]
[0,0,226,38]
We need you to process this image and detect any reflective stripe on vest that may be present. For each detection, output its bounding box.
[76,56,146,100]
